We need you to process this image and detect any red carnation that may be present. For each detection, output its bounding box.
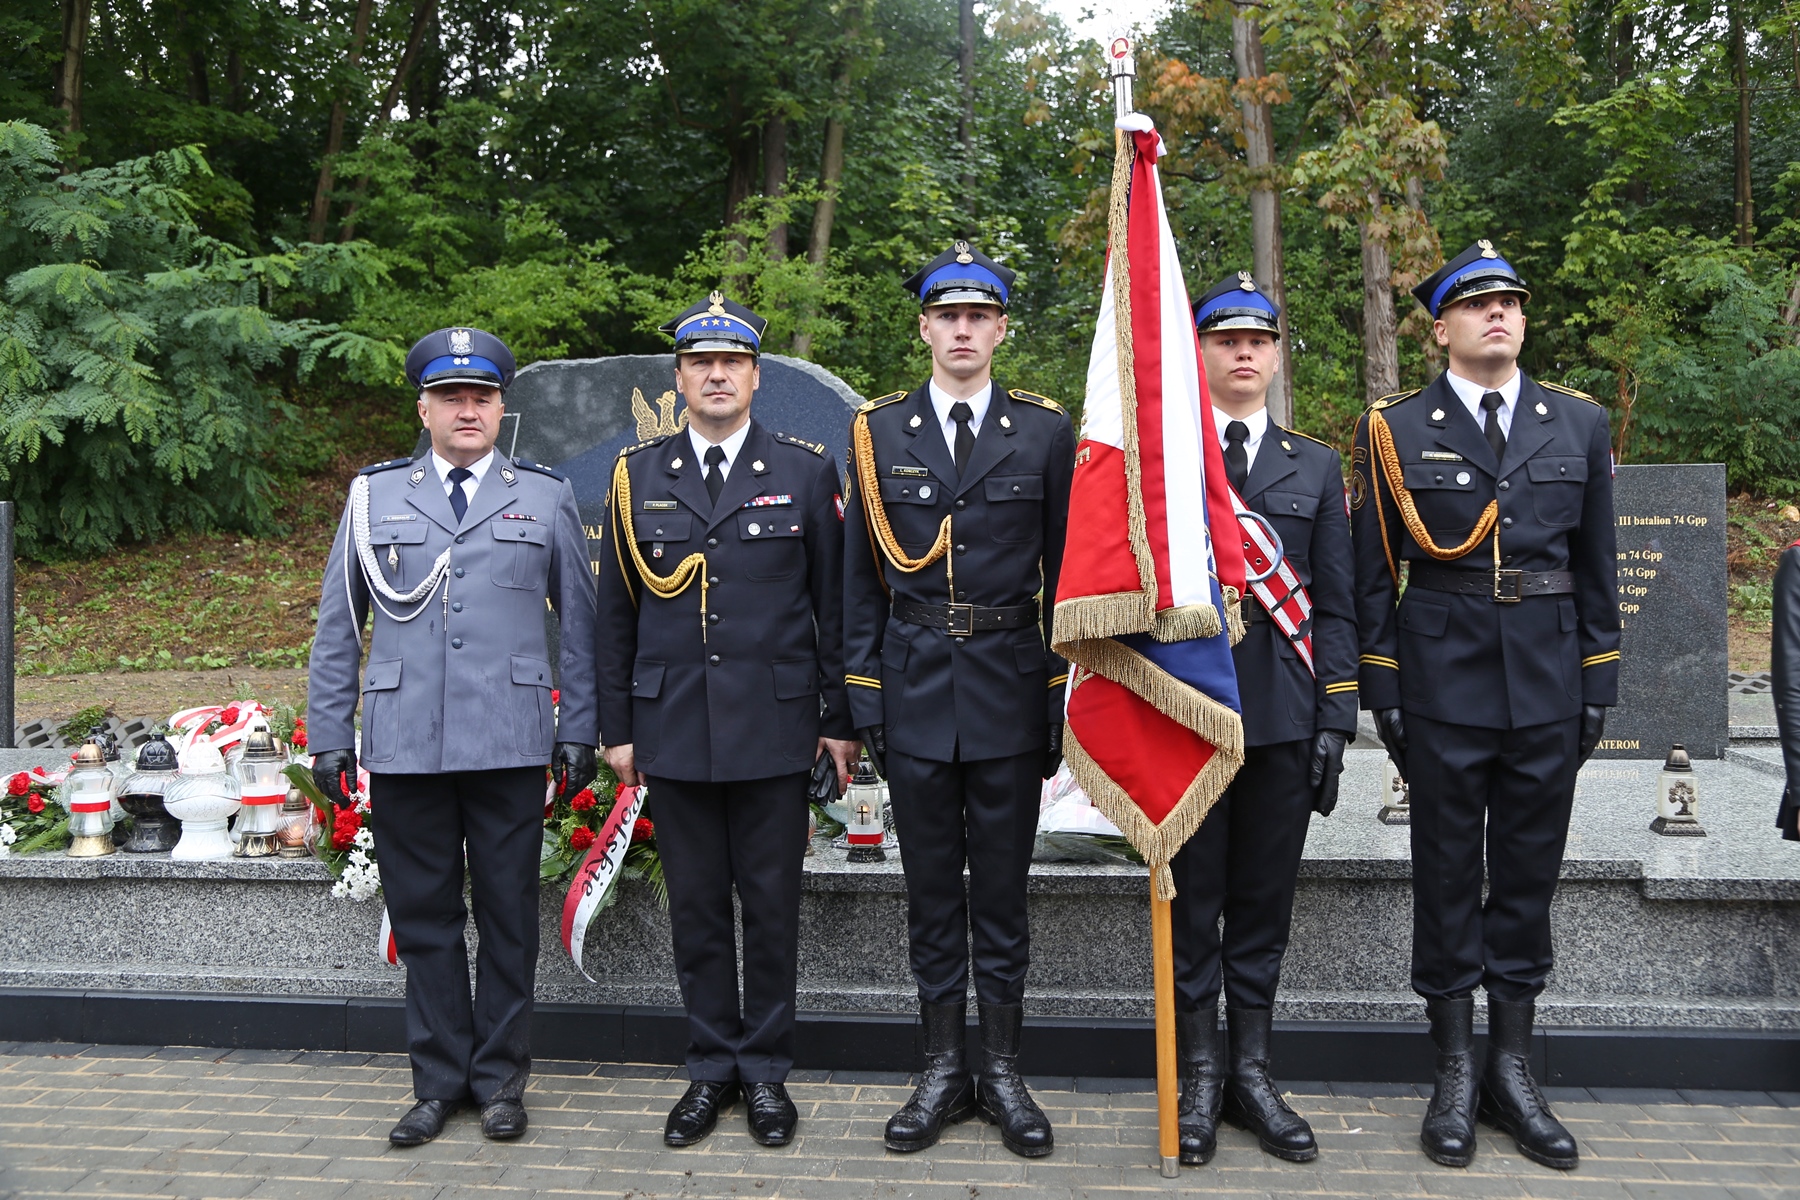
[632,818,654,844]
[27,795,45,815]
[551,689,561,706]
[290,718,308,749]
[569,827,596,852]
[330,806,362,851]
[7,773,29,797]
[570,788,597,812]
[219,706,241,726]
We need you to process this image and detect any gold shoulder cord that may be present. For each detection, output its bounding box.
[852,410,956,600]
[609,455,709,636]
[1368,408,1498,584]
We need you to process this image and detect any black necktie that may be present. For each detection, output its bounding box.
[1481,391,1507,461]
[1224,420,1250,494]
[703,444,726,506]
[447,466,473,522]
[949,401,975,475]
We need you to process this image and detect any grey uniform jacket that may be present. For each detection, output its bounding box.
[307,451,600,774]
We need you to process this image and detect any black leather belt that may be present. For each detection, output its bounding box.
[1409,562,1575,603]
[893,598,1039,636]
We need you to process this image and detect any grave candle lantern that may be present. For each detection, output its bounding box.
[232,727,288,858]
[60,741,119,857]
[1650,743,1706,837]
[118,732,180,853]
[164,741,242,861]
[845,757,887,863]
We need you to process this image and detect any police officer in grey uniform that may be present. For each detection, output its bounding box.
[308,328,598,1147]
[1169,274,1358,1167]
[1351,243,1619,1171]
[597,293,859,1150]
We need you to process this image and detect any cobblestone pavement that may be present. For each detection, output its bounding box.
[1,1044,1796,1199]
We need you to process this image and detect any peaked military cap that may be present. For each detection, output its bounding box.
[660,291,767,355]
[904,240,1015,309]
[1412,240,1531,318]
[1193,271,1281,336]
[405,327,517,391]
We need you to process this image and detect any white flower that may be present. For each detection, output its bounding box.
[0,823,15,846]
[347,849,370,868]
[331,879,350,898]
[352,827,374,850]
[354,797,371,814]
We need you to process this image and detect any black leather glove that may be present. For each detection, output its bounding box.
[552,742,597,800]
[1373,708,1407,779]
[1577,704,1607,765]
[808,751,841,805]
[1044,722,1064,780]
[312,748,358,811]
[1308,729,1349,816]
[857,725,888,780]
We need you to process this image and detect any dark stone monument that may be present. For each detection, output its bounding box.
[1595,463,1728,760]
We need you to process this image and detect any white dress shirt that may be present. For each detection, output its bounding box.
[432,449,494,507]
[1445,368,1521,439]
[928,379,993,460]
[1213,405,1269,476]
[688,421,752,482]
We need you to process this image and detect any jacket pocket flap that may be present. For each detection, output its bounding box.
[631,660,665,699]
[1527,455,1588,483]
[1403,463,1477,490]
[1400,599,1450,637]
[510,654,552,687]
[985,474,1044,501]
[372,523,430,544]
[492,520,551,546]
[1559,598,1579,633]
[1263,489,1319,518]
[1012,631,1044,672]
[363,658,403,691]
[880,477,940,504]
[738,512,803,539]
[772,658,819,699]
[632,513,692,542]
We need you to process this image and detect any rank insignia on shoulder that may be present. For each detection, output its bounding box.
[1009,389,1063,411]
[1421,451,1463,462]
[775,433,824,454]
[860,391,907,412]
[1370,389,1420,410]
[1540,381,1600,404]
[500,512,538,521]
[642,500,679,511]
[743,494,793,508]
[891,465,930,478]
[511,459,565,480]
[358,457,414,477]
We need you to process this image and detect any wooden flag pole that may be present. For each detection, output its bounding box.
[1151,887,1180,1177]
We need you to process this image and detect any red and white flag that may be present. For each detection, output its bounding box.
[1053,116,1246,900]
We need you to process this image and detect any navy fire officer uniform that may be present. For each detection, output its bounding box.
[1350,242,1619,1170]
[1167,274,1358,1166]
[308,327,599,1144]
[843,243,1074,1158]
[594,294,852,1144]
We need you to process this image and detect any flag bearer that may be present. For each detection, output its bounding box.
[843,242,1075,1158]
[1350,241,1619,1171]
[1167,274,1358,1166]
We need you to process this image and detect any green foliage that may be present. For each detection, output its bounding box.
[0,121,402,555]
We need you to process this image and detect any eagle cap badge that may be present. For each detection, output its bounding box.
[706,290,727,316]
[1237,270,1256,291]
[1478,239,1498,259]
[448,328,474,355]
[954,240,974,265]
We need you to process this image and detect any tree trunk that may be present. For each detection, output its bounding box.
[792,21,858,360]
[1360,213,1399,404]
[1732,3,1754,246]
[1615,4,1647,206]
[309,0,375,244]
[958,0,976,220]
[763,112,789,260]
[1230,4,1291,426]
[188,48,210,105]
[339,0,439,242]
[55,0,90,142]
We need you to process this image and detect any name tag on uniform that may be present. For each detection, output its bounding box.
[890,466,930,478]
[642,500,678,511]
[378,514,417,522]
[500,512,538,521]
[1420,451,1464,462]
[743,494,793,508]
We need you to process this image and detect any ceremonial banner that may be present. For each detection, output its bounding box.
[1053,116,1247,901]
[560,785,648,982]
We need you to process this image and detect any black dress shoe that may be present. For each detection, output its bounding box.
[745,1082,798,1146]
[1479,998,1578,1170]
[1421,997,1478,1167]
[974,1002,1053,1158]
[886,1000,977,1153]
[388,1098,462,1146]
[665,1080,739,1147]
[1175,1010,1223,1166]
[480,1099,528,1140]
[1219,1006,1317,1162]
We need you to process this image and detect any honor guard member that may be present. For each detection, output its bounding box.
[1168,274,1358,1167]
[596,293,860,1150]
[307,327,599,1147]
[844,242,1075,1158]
[1350,242,1619,1171]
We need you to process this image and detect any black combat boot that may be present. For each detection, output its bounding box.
[885,1000,977,1152]
[1220,1006,1316,1162]
[1420,996,1478,1167]
[973,1002,1053,1157]
[1479,998,1578,1169]
[1175,1009,1224,1166]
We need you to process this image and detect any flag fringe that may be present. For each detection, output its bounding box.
[1059,640,1245,761]
[1053,592,1156,643]
[1108,128,1161,609]
[1063,720,1240,902]
[1151,603,1221,643]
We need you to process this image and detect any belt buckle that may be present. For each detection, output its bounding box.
[944,602,976,636]
[1492,568,1523,603]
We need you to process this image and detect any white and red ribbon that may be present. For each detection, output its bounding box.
[560,785,647,982]
[375,906,400,965]
[1230,489,1316,676]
